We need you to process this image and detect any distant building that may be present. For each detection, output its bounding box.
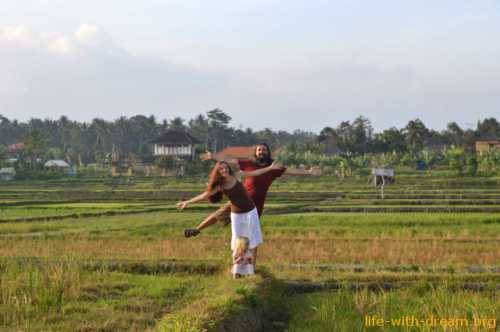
[211,145,284,162]
[152,130,201,159]
[6,143,25,159]
[44,160,74,175]
[110,152,139,177]
[44,160,71,169]
[215,146,255,159]
[7,143,25,153]
[0,167,16,181]
[475,134,500,153]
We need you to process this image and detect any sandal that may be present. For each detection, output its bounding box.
[184,229,200,238]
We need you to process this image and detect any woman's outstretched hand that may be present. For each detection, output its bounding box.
[176,201,188,210]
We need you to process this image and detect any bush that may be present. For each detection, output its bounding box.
[444,147,465,176]
[14,166,67,180]
[466,155,478,176]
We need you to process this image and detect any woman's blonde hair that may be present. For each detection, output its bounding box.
[234,236,249,257]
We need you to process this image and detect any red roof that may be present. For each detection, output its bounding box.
[7,143,25,152]
[215,145,282,159]
[215,146,255,159]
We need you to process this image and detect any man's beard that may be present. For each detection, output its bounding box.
[255,154,272,166]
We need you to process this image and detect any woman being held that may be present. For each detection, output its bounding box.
[176,161,281,275]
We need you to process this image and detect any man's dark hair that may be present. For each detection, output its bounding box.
[254,143,273,166]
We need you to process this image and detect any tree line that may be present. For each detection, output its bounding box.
[0,110,499,167]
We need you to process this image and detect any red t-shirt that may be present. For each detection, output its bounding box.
[238,159,286,216]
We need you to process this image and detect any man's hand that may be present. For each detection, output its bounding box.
[176,201,188,210]
[200,151,213,161]
[270,161,283,170]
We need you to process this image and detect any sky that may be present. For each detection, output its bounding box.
[1,0,499,132]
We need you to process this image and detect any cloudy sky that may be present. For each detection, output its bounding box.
[1,0,499,132]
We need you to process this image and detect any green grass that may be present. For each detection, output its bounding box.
[0,173,498,331]
[0,211,498,238]
[0,257,218,331]
[286,284,499,331]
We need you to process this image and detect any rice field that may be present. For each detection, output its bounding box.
[0,172,498,331]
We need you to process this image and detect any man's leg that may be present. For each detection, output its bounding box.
[251,247,257,268]
[184,202,231,237]
[251,211,264,269]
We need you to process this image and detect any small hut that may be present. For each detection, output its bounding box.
[475,134,500,154]
[44,160,71,169]
[44,160,72,175]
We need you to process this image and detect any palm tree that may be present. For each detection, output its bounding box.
[207,109,231,151]
[404,119,429,152]
[25,128,48,162]
[318,127,339,155]
[90,119,111,164]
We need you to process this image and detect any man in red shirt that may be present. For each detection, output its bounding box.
[184,143,320,237]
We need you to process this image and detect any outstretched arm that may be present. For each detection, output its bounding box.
[200,151,239,164]
[240,161,282,178]
[200,151,240,173]
[177,188,220,210]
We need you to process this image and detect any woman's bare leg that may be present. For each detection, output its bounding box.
[184,202,231,237]
[197,202,231,231]
[196,213,218,231]
[184,213,217,237]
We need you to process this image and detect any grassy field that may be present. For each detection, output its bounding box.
[0,171,498,331]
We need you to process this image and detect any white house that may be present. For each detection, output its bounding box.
[152,130,201,159]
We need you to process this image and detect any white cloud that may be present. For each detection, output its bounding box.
[1,25,73,54]
[74,24,100,44]
[1,22,499,132]
[74,24,115,50]
[0,24,126,56]
[0,25,37,45]
[41,33,73,54]
[0,24,230,124]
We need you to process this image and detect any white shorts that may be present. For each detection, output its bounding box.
[231,207,263,250]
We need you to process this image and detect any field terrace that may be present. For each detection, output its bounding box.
[0,172,498,331]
